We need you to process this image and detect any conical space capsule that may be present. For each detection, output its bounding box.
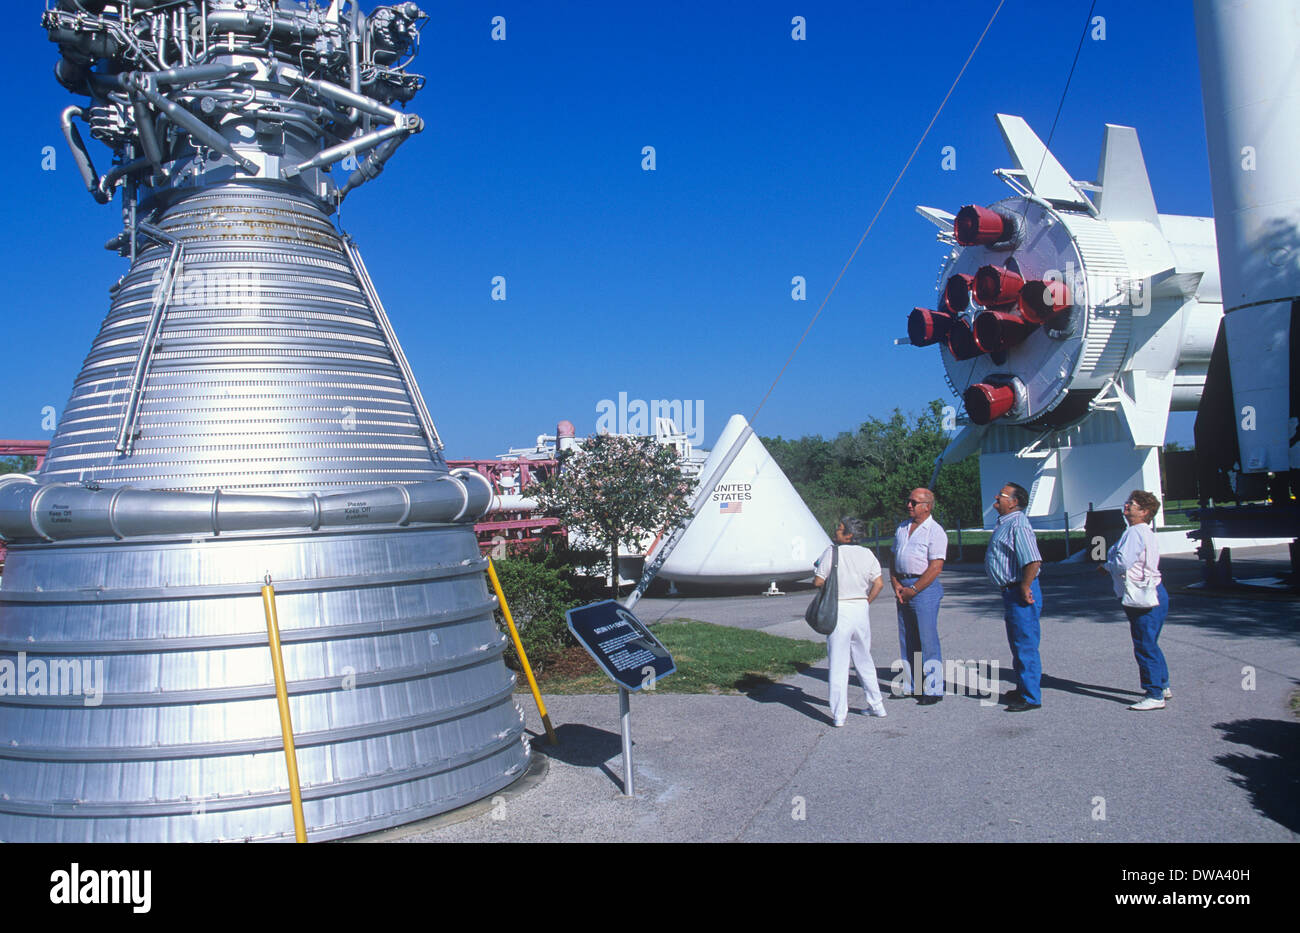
[659,415,831,587]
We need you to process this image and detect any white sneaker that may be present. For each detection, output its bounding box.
[866,705,887,718]
[1163,688,1172,699]
[1129,697,1166,711]
[832,718,846,728]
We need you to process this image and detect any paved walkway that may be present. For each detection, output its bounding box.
[391,548,1298,842]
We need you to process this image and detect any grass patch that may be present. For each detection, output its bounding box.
[521,619,826,695]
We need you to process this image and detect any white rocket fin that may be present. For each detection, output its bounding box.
[916,205,957,231]
[1116,370,1176,447]
[1095,124,1160,224]
[1150,269,1204,299]
[995,114,1089,207]
[929,423,987,487]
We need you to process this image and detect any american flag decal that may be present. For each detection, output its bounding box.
[719,501,743,514]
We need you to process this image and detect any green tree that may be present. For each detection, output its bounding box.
[765,400,982,536]
[531,434,696,591]
[0,456,38,476]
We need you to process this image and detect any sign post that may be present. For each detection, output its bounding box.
[565,600,675,796]
[619,688,633,794]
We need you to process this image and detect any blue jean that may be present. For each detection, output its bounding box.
[1001,578,1043,705]
[896,581,943,695]
[1124,584,1170,699]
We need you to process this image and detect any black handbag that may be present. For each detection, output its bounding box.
[805,545,839,635]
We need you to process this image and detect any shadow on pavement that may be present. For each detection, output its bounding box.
[746,681,833,726]
[1041,673,1143,705]
[1212,715,1300,833]
[532,723,628,792]
[1037,554,1299,644]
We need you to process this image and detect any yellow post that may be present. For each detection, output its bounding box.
[261,574,308,842]
[487,558,558,745]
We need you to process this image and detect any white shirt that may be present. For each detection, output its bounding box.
[814,544,881,601]
[1105,521,1161,597]
[892,515,948,576]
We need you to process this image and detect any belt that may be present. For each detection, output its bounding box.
[896,574,921,581]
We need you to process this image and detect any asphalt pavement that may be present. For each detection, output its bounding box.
[382,546,1299,843]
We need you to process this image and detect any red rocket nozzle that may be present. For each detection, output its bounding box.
[973,310,1037,353]
[1019,279,1071,323]
[974,265,1025,306]
[964,382,1016,424]
[908,307,954,347]
[943,274,974,314]
[946,318,987,361]
[954,205,1013,246]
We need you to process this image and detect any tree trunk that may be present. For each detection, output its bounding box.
[610,541,620,597]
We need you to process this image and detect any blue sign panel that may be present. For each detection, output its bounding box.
[565,600,676,692]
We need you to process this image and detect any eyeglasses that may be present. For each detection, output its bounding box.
[905,499,927,507]
[995,493,1014,500]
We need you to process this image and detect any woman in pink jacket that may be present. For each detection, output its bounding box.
[1102,489,1170,711]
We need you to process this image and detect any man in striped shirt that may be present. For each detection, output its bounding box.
[986,482,1044,712]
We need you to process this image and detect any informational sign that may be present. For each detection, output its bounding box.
[565,600,676,692]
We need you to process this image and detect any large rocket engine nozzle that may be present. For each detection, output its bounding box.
[1019,279,1072,324]
[954,204,1015,246]
[908,307,955,347]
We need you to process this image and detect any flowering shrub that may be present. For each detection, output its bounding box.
[530,433,696,589]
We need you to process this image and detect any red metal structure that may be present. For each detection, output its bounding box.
[445,457,564,555]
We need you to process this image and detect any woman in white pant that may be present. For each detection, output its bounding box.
[814,516,887,727]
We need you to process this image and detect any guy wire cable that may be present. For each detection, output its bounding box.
[749,0,1007,427]
[626,0,1008,608]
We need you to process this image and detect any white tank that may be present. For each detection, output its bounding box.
[658,414,831,586]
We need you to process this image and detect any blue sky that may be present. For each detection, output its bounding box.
[3,1,1210,458]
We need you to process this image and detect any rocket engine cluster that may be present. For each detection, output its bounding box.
[909,115,1223,527]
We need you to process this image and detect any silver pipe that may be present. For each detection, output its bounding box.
[278,66,406,124]
[452,469,494,519]
[342,235,446,452]
[339,136,403,198]
[199,0,208,63]
[0,475,491,544]
[132,95,165,169]
[205,9,324,42]
[100,156,152,196]
[136,79,258,175]
[151,61,258,87]
[114,223,182,455]
[59,106,109,204]
[347,1,361,123]
[155,12,169,68]
[176,7,189,66]
[284,120,415,178]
